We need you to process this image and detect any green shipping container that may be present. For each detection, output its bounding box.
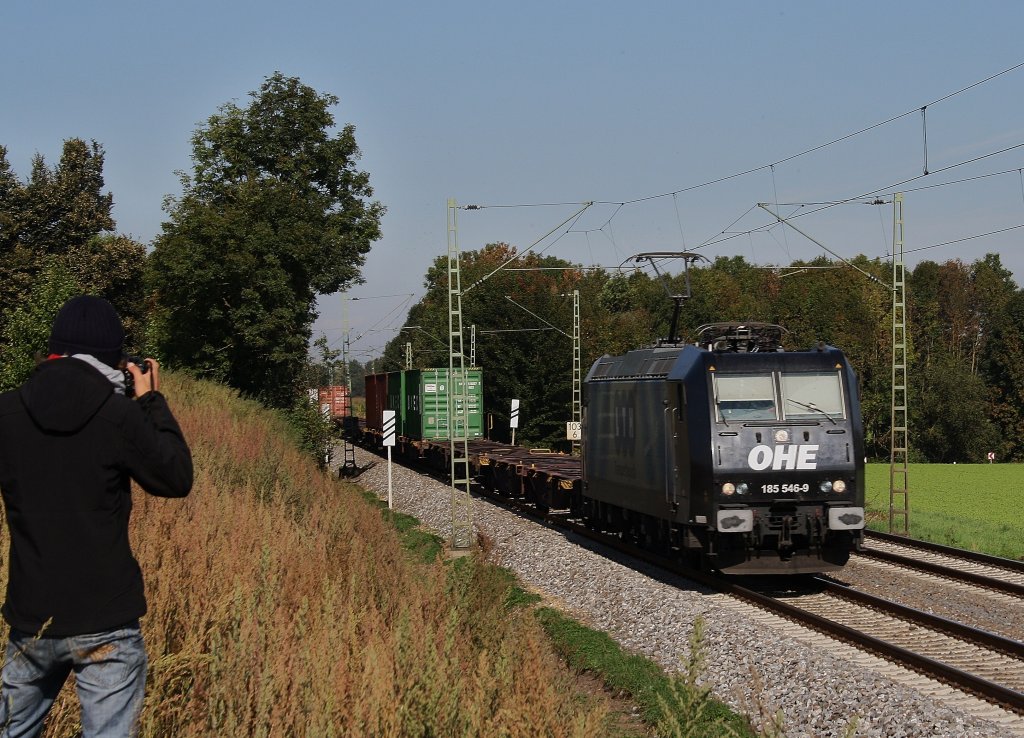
[404,368,483,440]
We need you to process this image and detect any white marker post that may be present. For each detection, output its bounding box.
[383,410,396,509]
[566,421,581,442]
[510,399,520,446]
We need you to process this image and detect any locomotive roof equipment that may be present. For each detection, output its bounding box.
[696,322,786,353]
[630,251,708,346]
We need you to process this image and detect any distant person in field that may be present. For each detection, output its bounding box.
[0,295,193,737]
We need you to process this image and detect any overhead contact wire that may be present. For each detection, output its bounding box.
[462,202,593,294]
[780,141,1024,223]
[905,223,1024,255]
[589,61,1024,208]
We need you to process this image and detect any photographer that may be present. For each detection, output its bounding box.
[0,295,193,737]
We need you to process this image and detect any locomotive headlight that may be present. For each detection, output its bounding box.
[819,480,833,493]
[736,482,749,495]
[722,482,736,496]
[832,479,847,494]
[774,429,790,443]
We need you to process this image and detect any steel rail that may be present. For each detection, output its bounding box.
[718,578,1024,715]
[865,529,1024,574]
[855,547,1024,598]
[550,514,1024,715]
[815,577,1024,659]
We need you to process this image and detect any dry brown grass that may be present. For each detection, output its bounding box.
[7,375,607,737]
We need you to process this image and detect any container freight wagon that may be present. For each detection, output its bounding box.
[362,368,484,441]
[403,368,484,441]
[317,386,351,421]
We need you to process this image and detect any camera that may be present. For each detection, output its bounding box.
[123,356,151,398]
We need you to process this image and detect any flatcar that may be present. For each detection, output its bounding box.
[580,322,865,574]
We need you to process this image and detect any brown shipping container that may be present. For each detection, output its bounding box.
[364,373,388,431]
[317,386,351,420]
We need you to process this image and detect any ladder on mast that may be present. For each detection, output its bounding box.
[447,199,473,549]
[889,193,910,534]
[571,289,581,455]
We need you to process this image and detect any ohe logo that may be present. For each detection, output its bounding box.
[747,444,819,470]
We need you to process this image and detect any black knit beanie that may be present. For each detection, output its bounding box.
[48,296,125,368]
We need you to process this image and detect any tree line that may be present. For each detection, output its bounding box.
[375,246,1023,464]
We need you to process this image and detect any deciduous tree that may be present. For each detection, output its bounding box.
[0,140,116,326]
[0,143,144,384]
[913,359,999,463]
[0,261,79,391]
[147,73,384,407]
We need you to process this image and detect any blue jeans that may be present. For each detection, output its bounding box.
[0,621,146,738]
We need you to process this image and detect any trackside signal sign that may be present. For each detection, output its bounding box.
[383,410,397,447]
[510,399,520,429]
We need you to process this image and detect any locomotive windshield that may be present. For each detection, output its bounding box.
[781,371,846,421]
[713,369,847,423]
[714,374,777,421]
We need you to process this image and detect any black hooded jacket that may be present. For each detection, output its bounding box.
[0,358,193,636]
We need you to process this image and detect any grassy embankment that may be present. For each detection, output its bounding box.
[14,375,607,736]
[864,463,1024,560]
[4,375,761,737]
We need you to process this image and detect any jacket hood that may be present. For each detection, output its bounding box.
[19,358,114,433]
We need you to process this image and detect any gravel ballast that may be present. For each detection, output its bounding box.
[339,445,1023,737]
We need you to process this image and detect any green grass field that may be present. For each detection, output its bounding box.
[865,463,1024,560]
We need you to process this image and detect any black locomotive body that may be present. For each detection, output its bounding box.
[580,324,865,574]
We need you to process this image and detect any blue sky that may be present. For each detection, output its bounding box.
[3,1,1023,363]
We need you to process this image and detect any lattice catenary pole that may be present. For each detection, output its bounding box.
[339,297,357,476]
[447,199,473,549]
[889,193,910,534]
[571,289,581,455]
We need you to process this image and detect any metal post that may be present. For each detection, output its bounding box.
[470,324,476,368]
[889,193,910,534]
[383,409,396,509]
[572,289,581,455]
[387,447,393,508]
[339,297,357,477]
[405,341,412,370]
[447,199,473,549]
[510,398,519,446]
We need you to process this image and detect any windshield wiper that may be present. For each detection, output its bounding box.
[786,398,837,425]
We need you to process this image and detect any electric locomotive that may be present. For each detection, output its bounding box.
[580,322,865,574]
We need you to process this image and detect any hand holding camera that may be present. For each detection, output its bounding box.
[124,357,160,398]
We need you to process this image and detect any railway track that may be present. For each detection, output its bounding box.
[350,436,1024,717]
[859,529,1024,596]
[555,514,1024,716]
[737,578,1024,714]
